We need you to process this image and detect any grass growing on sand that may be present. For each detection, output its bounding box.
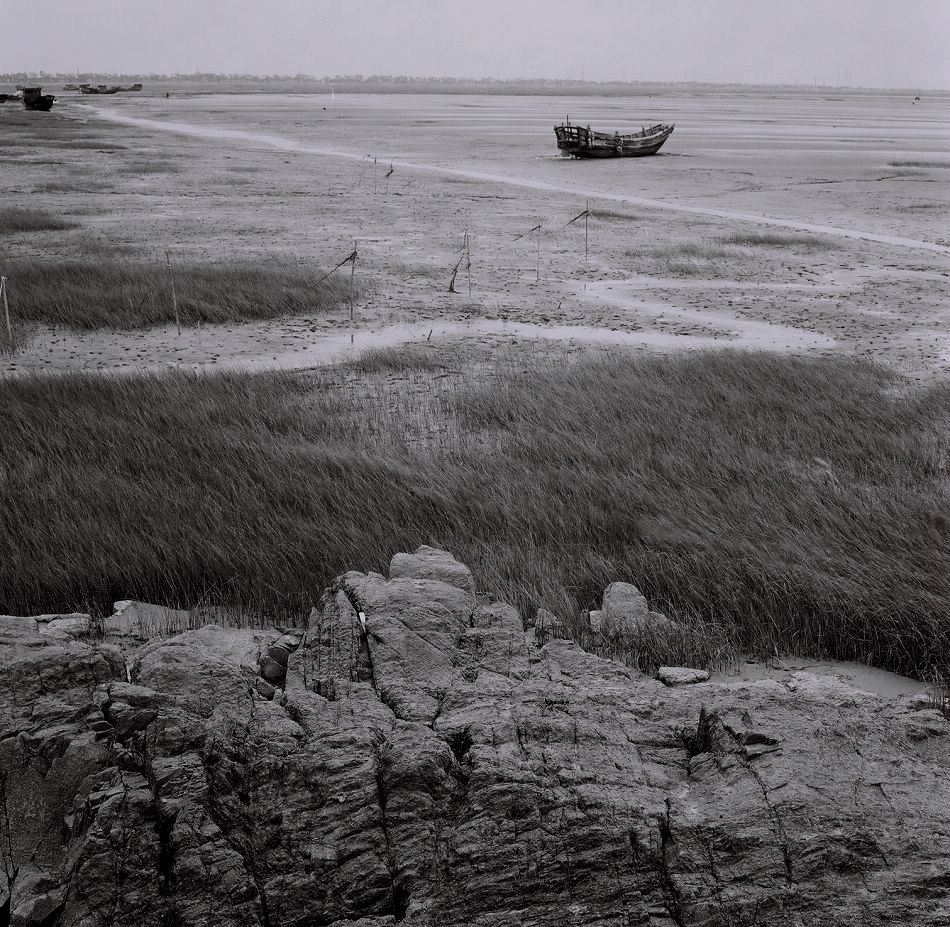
[31,180,110,194]
[716,231,836,250]
[0,259,351,328]
[117,159,181,174]
[1,349,947,679]
[0,207,77,234]
[888,160,950,169]
[624,240,746,278]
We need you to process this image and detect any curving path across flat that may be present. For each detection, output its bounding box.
[81,105,950,257]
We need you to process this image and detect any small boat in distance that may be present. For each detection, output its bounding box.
[554,118,674,158]
[21,87,55,111]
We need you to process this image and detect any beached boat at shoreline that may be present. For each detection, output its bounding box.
[21,87,55,111]
[554,119,674,158]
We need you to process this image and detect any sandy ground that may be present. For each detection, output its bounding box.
[1,88,949,376]
[712,657,934,700]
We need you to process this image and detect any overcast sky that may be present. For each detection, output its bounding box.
[4,0,949,89]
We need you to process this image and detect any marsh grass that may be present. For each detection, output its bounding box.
[349,342,464,374]
[32,180,110,194]
[0,259,351,328]
[592,209,638,222]
[0,207,77,233]
[889,160,950,169]
[52,140,127,151]
[118,160,181,175]
[1,351,947,681]
[716,231,837,250]
[625,240,746,277]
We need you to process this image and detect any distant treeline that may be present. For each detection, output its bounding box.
[0,72,939,96]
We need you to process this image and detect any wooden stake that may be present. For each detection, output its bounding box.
[165,251,180,335]
[0,277,11,346]
[465,228,472,298]
[585,199,589,290]
[536,223,542,283]
[349,243,357,324]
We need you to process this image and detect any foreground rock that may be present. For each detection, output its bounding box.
[657,665,710,686]
[588,580,678,636]
[2,548,949,925]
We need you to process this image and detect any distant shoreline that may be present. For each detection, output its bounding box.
[1,75,946,97]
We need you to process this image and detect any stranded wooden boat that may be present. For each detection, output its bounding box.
[554,119,674,158]
[21,87,55,111]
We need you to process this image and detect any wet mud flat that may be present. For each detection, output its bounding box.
[0,87,948,376]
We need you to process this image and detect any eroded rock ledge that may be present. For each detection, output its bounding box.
[1,547,948,926]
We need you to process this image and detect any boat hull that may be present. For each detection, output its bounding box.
[554,123,674,158]
[20,88,55,111]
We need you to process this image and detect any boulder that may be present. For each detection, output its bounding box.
[586,608,604,633]
[600,581,677,635]
[657,665,710,686]
[40,614,91,639]
[388,545,475,595]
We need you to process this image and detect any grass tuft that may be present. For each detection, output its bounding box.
[716,231,837,250]
[888,160,950,169]
[32,180,110,194]
[118,160,181,175]
[0,207,77,234]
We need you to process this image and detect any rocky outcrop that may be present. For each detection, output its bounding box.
[2,547,950,926]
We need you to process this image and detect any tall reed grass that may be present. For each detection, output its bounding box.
[0,351,946,678]
[0,260,351,328]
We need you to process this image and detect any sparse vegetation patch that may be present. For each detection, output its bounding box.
[0,207,77,234]
[888,160,950,169]
[716,231,837,250]
[0,259,351,328]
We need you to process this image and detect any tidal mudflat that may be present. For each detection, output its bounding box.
[1,87,948,375]
[1,87,948,686]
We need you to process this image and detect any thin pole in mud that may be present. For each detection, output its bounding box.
[566,204,592,290]
[585,199,589,290]
[514,223,542,283]
[165,251,180,336]
[373,157,378,194]
[536,223,542,283]
[465,228,472,297]
[0,277,11,346]
[349,242,357,324]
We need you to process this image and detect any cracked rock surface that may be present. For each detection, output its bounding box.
[2,547,950,925]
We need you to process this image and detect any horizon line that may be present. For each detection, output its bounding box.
[1,72,946,95]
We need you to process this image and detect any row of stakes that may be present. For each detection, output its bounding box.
[0,201,596,354]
